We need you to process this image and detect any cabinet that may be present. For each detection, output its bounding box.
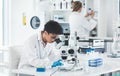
[50,0,72,23]
[50,0,72,35]
[50,0,85,23]
[50,10,71,23]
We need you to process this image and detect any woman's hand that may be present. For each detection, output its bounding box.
[85,12,89,17]
[89,10,95,18]
[85,10,95,18]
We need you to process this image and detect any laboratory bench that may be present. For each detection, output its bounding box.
[11,54,120,76]
[1,45,120,76]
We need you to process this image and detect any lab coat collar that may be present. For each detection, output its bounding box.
[37,31,40,40]
[37,31,46,47]
[72,12,80,14]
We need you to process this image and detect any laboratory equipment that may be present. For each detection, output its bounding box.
[55,23,70,49]
[52,0,72,10]
[54,26,78,71]
[59,45,82,71]
[77,38,105,54]
[55,32,83,71]
[86,48,103,67]
[36,66,46,72]
[53,15,65,22]
[55,30,105,71]
[60,46,77,63]
[88,58,102,67]
[108,26,120,58]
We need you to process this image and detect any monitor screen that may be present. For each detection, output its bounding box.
[60,23,70,35]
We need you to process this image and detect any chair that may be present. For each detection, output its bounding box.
[9,45,36,76]
[9,45,24,76]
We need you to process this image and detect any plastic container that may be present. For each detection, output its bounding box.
[36,66,46,72]
[88,8,92,15]
[84,48,103,72]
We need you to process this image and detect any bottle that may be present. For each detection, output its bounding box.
[56,0,60,10]
[87,8,92,20]
[67,0,71,10]
[88,48,103,67]
[88,8,92,15]
[62,0,66,10]
[112,26,120,55]
[53,1,56,9]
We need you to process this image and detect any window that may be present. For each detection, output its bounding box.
[0,0,3,47]
[119,0,120,14]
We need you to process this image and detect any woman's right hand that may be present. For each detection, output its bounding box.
[89,10,95,18]
[85,10,95,18]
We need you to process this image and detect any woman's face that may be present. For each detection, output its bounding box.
[78,8,82,13]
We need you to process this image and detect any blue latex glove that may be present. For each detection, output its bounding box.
[51,60,63,68]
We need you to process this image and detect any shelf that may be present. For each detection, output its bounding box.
[52,9,72,12]
[57,21,69,23]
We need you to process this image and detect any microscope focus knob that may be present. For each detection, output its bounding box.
[68,49,74,54]
[76,37,80,40]
[61,50,66,53]
[72,58,75,61]
[61,56,67,60]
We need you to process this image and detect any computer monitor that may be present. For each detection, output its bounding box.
[60,23,70,35]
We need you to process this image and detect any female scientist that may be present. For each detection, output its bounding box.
[69,1,97,46]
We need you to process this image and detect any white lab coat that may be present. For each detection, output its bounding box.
[69,12,97,46]
[18,32,60,69]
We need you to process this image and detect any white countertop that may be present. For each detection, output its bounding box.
[12,54,120,76]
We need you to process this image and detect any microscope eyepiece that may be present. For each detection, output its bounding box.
[72,58,75,61]
[55,38,61,44]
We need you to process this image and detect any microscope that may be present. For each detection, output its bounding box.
[54,23,70,50]
[56,32,83,71]
[54,23,82,71]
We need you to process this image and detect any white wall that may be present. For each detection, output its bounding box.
[9,0,51,45]
[96,0,119,37]
[10,0,36,45]
[106,0,119,37]
[97,0,107,37]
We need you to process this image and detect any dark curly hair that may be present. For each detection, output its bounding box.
[44,20,63,34]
